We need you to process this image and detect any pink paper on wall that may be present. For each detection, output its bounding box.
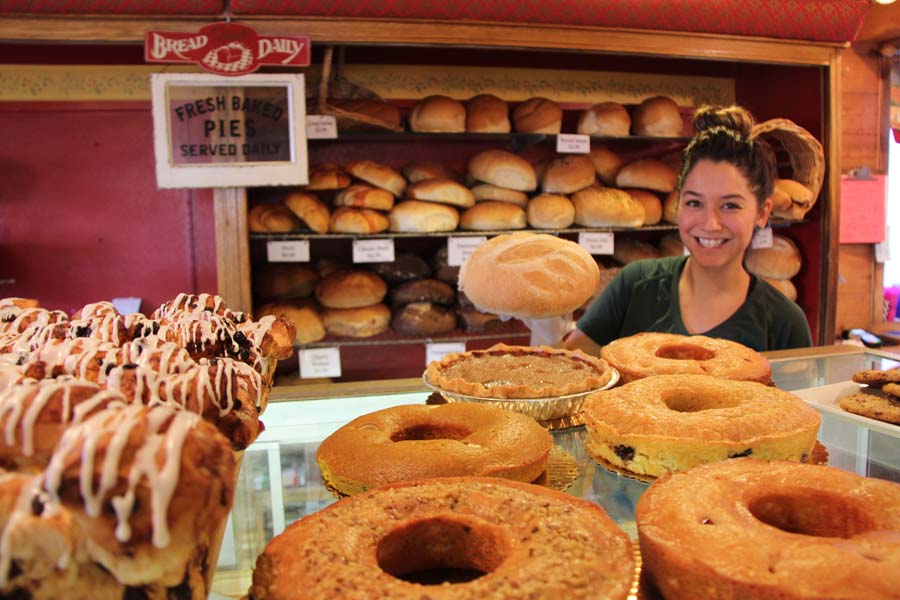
[839,175,886,244]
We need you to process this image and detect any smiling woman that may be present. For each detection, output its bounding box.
[565,105,813,353]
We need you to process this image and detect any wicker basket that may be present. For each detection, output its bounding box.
[751,118,825,216]
[308,46,403,132]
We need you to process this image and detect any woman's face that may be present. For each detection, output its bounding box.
[677,159,772,271]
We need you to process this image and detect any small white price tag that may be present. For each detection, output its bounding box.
[578,232,615,255]
[305,115,338,139]
[448,236,487,266]
[751,226,774,249]
[556,134,590,154]
[267,240,310,262]
[299,347,341,379]
[425,342,466,367]
[352,238,395,263]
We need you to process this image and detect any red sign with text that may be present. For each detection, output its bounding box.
[145,22,310,76]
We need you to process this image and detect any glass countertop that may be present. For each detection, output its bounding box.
[210,347,900,598]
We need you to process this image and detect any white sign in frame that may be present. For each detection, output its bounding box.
[150,72,308,189]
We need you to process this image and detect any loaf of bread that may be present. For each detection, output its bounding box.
[589,146,624,186]
[389,278,456,307]
[407,178,476,207]
[253,264,319,299]
[459,232,600,318]
[370,252,432,284]
[322,304,391,338]
[468,150,537,192]
[662,190,679,223]
[471,183,529,207]
[402,160,461,183]
[527,194,576,229]
[248,203,300,233]
[631,96,683,137]
[315,270,389,309]
[572,185,645,228]
[389,200,460,232]
[304,163,351,190]
[329,206,390,234]
[391,302,457,336]
[512,97,562,133]
[409,95,466,133]
[284,191,330,234]
[466,94,510,133]
[577,102,631,136]
[542,156,596,194]
[256,300,326,344]
[745,234,802,279]
[346,160,407,197]
[624,188,662,225]
[459,201,527,231]
[616,158,678,192]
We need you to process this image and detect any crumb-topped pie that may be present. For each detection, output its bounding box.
[426,343,613,399]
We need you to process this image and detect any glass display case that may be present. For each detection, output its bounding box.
[210,347,900,599]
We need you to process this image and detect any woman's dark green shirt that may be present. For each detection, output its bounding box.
[576,256,813,352]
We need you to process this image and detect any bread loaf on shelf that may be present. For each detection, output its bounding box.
[527,193,576,229]
[572,185,646,228]
[542,156,596,194]
[577,101,631,136]
[466,93,510,133]
[460,201,528,231]
[468,150,537,192]
[315,270,389,309]
[346,160,407,197]
[389,200,460,232]
[631,95,684,137]
[512,97,562,133]
[409,95,466,133]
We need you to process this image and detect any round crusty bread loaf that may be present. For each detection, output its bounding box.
[589,146,624,186]
[322,304,391,338]
[304,164,351,190]
[468,150,537,192]
[315,270,388,309]
[624,188,662,225]
[406,178,475,207]
[329,206,390,234]
[572,185,645,228]
[334,184,395,211]
[466,94,510,133]
[662,190,679,224]
[459,201,527,231]
[512,97,562,133]
[459,232,600,318]
[284,191,331,234]
[470,183,529,207]
[527,194,575,229]
[577,102,631,136]
[389,200,460,232]
[631,96,684,137]
[745,234,802,279]
[391,302,458,336]
[248,203,300,233]
[256,301,325,345]
[346,160,407,197]
[409,95,466,133]
[616,158,678,193]
[542,156,596,194]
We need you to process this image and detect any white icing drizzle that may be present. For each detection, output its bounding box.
[43,404,200,549]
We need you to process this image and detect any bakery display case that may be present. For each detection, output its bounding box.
[209,346,900,598]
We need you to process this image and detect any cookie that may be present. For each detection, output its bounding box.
[884,382,900,397]
[851,368,900,387]
[839,390,900,425]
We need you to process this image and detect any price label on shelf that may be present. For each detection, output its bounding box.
[750,226,774,249]
[299,347,341,379]
[556,134,590,154]
[305,115,338,139]
[353,239,395,263]
[267,240,310,262]
[578,232,614,255]
[447,236,487,266]
[425,342,466,367]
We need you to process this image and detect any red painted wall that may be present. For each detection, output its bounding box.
[0,101,218,314]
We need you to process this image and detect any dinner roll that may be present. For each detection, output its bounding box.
[631,96,684,137]
[284,191,330,234]
[346,160,407,197]
[542,156,596,194]
[406,178,475,207]
[304,163,351,190]
[527,194,575,229]
[248,204,300,233]
[589,146,624,186]
[459,201,527,231]
[459,232,600,318]
[616,158,678,193]
[329,207,390,234]
[389,200,460,232]
[466,94,510,133]
[334,184,395,211]
[572,185,645,228]
[577,102,631,136]
[513,97,562,133]
[468,150,537,192]
[470,184,529,207]
[409,95,466,133]
[315,270,388,309]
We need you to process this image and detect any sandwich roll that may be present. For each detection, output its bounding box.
[315,270,389,309]
[542,156,597,194]
[335,184,395,212]
[402,161,461,184]
[459,232,600,318]
[468,149,537,192]
[329,206,390,234]
[248,204,300,233]
[631,96,684,137]
[572,185,645,228]
[346,160,407,197]
[512,97,562,134]
[527,194,575,229]
[577,102,631,136]
[470,184,529,207]
[615,158,678,193]
[322,304,391,338]
[466,94,510,133]
[304,163,351,190]
[624,188,662,225]
[589,146,624,186]
[409,95,466,133]
[745,234,802,280]
[459,201,527,231]
[406,178,476,208]
[284,191,331,234]
[389,200,460,233]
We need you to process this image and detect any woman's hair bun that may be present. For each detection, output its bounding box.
[692,105,755,138]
